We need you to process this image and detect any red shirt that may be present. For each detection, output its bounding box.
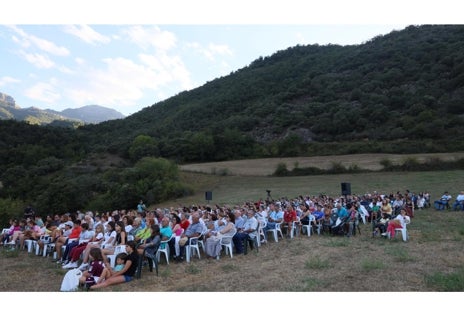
[180,219,190,230]
[68,226,82,239]
[284,210,297,223]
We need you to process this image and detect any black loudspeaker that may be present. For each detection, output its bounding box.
[341,182,351,196]
[205,191,213,201]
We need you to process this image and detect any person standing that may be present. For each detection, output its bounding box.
[137,200,147,214]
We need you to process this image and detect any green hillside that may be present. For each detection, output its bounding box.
[1,24,464,218]
[82,24,464,162]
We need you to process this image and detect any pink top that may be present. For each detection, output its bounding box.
[172,224,183,236]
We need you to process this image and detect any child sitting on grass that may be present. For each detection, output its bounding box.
[98,252,127,283]
[79,247,106,289]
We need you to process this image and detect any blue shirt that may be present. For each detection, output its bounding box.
[312,210,324,220]
[269,210,283,223]
[185,222,204,237]
[235,216,245,230]
[336,206,348,218]
[160,226,173,239]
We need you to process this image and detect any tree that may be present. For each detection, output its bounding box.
[128,135,159,161]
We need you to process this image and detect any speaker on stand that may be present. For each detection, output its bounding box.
[341,182,351,196]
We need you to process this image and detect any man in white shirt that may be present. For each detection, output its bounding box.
[452,191,464,211]
[434,192,452,210]
[232,208,258,254]
[263,203,283,235]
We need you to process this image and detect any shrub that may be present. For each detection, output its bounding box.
[273,162,289,176]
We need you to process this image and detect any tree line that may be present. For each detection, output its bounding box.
[1,24,464,223]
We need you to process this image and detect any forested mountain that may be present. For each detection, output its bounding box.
[81,24,464,162]
[1,24,464,219]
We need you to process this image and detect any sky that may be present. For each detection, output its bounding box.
[1,0,459,117]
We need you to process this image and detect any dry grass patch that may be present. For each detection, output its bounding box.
[180,152,464,176]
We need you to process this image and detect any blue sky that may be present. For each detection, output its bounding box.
[0,1,457,116]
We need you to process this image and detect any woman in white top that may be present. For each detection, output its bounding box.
[204,211,236,259]
[78,221,116,270]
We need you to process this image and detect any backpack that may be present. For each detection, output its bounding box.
[60,268,82,292]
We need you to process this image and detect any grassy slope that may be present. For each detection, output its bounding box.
[168,169,464,208]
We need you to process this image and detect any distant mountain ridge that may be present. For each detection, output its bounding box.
[0,92,125,125]
[60,105,125,124]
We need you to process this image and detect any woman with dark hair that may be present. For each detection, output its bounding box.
[90,240,139,290]
[171,215,183,260]
[79,247,106,288]
[136,224,161,274]
[101,220,127,258]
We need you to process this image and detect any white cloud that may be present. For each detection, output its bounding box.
[63,25,111,44]
[19,50,55,69]
[24,81,61,104]
[139,53,193,89]
[9,25,69,56]
[75,57,85,65]
[186,41,233,61]
[63,51,194,111]
[66,57,155,108]
[208,43,233,56]
[0,76,21,87]
[123,25,177,51]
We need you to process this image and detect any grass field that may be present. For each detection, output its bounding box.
[1,166,464,293]
[180,152,464,176]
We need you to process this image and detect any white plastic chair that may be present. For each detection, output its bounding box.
[393,218,410,242]
[197,228,208,254]
[35,235,51,255]
[290,219,301,238]
[219,227,237,259]
[25,239,37,253]
[257,219,267,245]
[266,222,283,242]
[186,232,204,262]
[45,243,56,258]
[157,234,174,264]
[301,215,316,237]
[314,218,323,235]
[107,245,127,268]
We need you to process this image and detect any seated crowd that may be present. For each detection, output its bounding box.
[0,189,438,289]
